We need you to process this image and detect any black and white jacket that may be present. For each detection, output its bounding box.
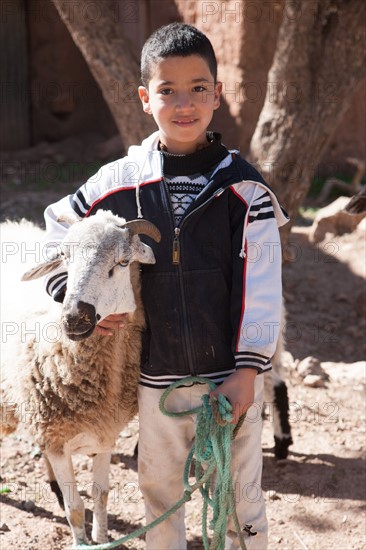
[44,131,289,388]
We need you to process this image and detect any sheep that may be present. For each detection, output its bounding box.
[0,210,161,546]
[265,186,366,459]
[265,186,366,460]
[264,341,293,460]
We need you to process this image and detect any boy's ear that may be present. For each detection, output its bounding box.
[138,86,152,115]
[213,81,222,111]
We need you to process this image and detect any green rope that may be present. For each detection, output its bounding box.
[73,376,247,550]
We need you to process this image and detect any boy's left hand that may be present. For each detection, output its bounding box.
[210,369,257,424]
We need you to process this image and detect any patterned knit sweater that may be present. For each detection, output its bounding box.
[160,132,228,226]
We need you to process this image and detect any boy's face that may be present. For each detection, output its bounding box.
[138,55,222,155]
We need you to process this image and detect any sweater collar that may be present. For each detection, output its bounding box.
[160,132,229,176]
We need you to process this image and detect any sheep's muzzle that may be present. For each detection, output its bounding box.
[62,300,97,341]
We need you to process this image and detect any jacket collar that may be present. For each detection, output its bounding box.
[127,132,289,227]
[160,132,228,176]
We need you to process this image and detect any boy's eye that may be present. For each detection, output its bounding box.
[160,88,173,95]
[193,85,207,92]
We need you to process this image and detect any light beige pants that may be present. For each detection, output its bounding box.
[138,376,268,550]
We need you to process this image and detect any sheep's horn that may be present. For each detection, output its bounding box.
[57,214,82,226]
[123,220,161,242]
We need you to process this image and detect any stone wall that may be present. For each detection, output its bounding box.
[27,0,117,143]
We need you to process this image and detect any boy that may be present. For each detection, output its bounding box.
[44,23,288,549]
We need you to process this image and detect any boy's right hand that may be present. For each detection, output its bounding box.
[95,313,128,336]
[210,368,257,424]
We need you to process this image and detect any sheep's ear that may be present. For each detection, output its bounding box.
[21,258,63,281]
[131,238,156,265]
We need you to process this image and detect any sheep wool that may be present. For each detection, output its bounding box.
[0,213,158,546]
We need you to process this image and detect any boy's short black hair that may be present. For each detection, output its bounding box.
[141,23,217,86]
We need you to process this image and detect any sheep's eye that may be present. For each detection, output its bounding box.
[61,247,71,260]
[108,260,129,278]
[60,250,68,262]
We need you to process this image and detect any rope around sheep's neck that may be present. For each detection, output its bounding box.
[73,376,247,550]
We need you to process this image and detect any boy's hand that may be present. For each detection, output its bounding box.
[95,313,128,336]
[210,369,257,424]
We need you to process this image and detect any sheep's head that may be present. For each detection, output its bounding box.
[22,211,161,340]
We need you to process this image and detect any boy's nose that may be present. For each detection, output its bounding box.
[175,92,194,111]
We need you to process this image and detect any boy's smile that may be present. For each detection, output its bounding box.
[139,55,222,154]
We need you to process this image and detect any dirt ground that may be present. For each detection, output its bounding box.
[0,138,365,549]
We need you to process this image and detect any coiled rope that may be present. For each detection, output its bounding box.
[73,376,246,550]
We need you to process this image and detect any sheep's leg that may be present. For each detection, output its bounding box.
[91,451,111,543]
[43,454,65,509]
[46,450,87,546]
[264,370,293,459]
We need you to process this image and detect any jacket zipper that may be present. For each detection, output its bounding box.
[162,182,225,376]
[160,180,197,375]
[172,228,180,265]
[171,188,224,265]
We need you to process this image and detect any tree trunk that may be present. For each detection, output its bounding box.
[236,0,284,153]
[249,0,366,222]
[52,0,156,149]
